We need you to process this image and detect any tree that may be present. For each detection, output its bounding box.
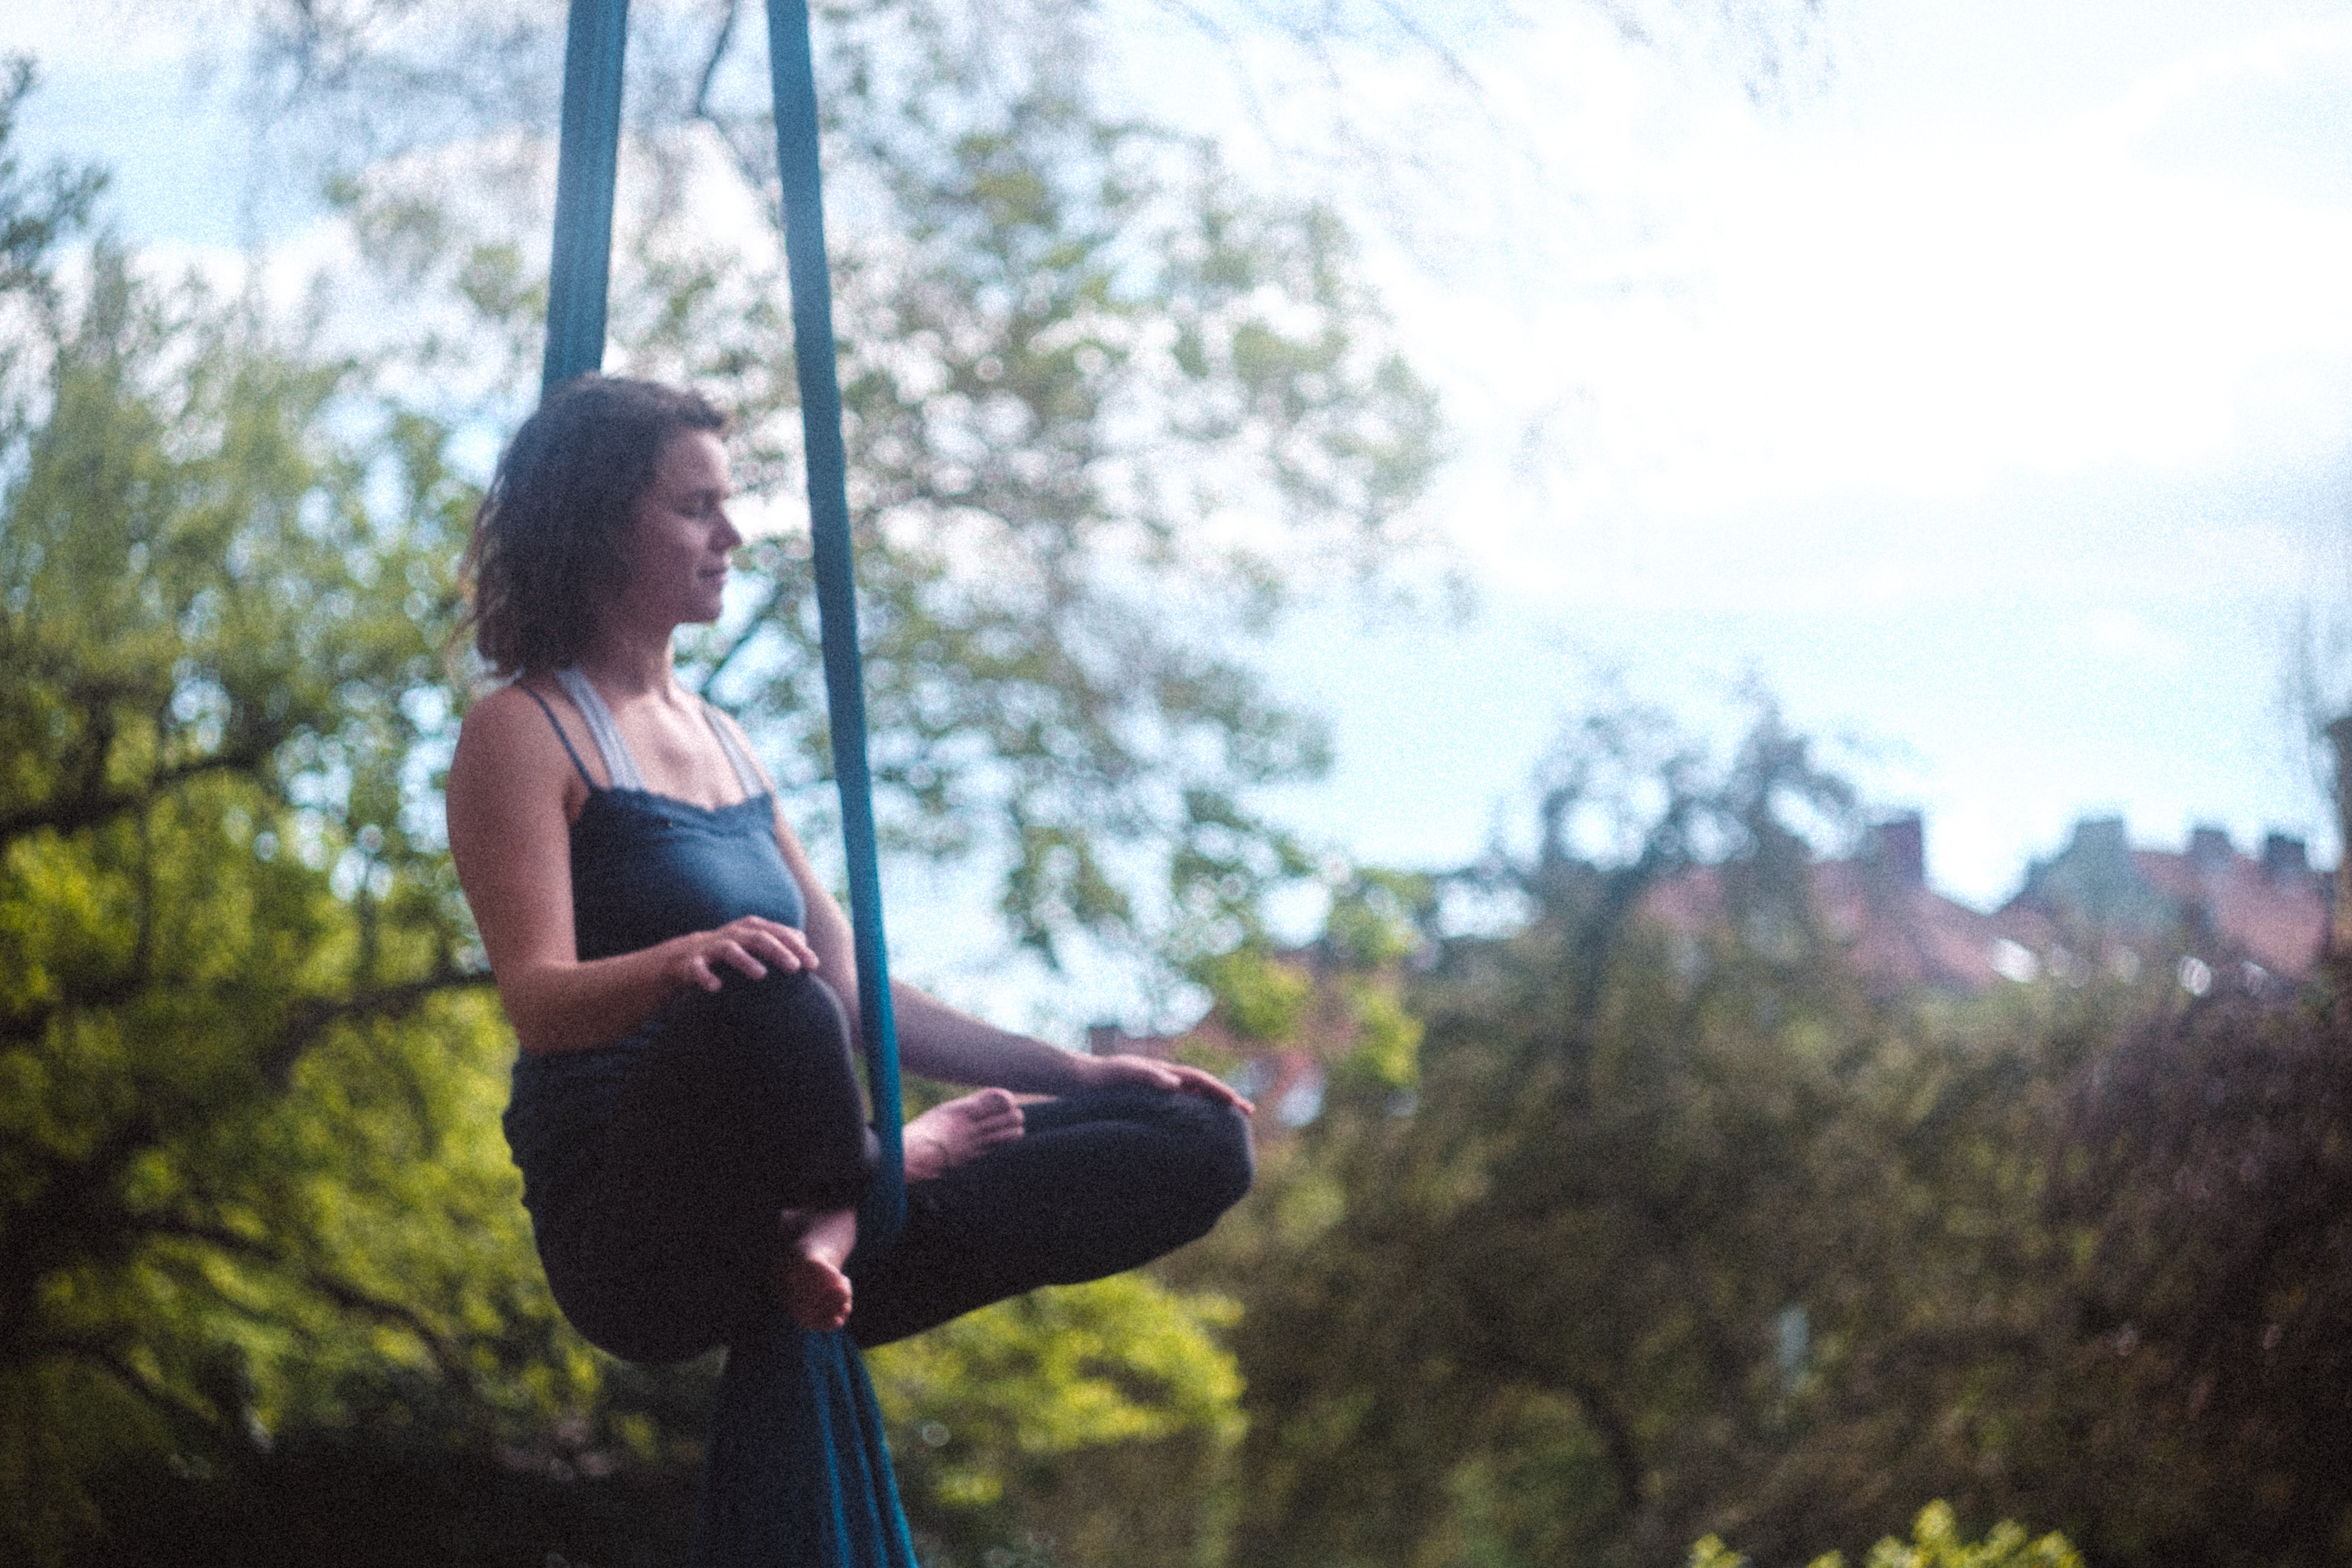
[868,1272,1246,1568]
[1190,703,2133,1568]
[1194,690,2352,1568]
[1193,702,1913,1568]
[240,0,1443,985]
[0,60,1257,1566]
[2044,986,2352,1567]
[0,87,570,1559]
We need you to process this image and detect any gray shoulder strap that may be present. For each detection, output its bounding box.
[552,667,646,791]
[700,703,768,798]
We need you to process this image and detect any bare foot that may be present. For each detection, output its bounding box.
[775,1208,856,1332]
[903,1089,1025,1182]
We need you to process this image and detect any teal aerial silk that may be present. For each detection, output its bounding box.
[692,1320,915,1568]
[541,2,912,1561]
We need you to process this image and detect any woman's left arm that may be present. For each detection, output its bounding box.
[886,985,1249,1110]
[757,765,1247,1112]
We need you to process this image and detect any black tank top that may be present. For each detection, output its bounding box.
[502,669,807,1223]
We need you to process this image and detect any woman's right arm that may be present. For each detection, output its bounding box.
[445,684,819,1055]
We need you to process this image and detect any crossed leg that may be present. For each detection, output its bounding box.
[848,1083,1254,1349]
[770,1088,1025,1332]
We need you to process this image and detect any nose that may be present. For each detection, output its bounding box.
[715,506,743,551]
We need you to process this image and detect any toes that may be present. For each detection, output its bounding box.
[953,1088,1016,1122]
[783,1266,854,1332]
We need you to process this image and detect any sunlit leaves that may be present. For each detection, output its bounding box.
[1693,1501,2085,1568]
[870,1273,1245,1566]
[0,158,557,1562]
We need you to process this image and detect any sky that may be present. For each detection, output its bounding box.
[6,0,2348,1019]
[1106,0,2352,907]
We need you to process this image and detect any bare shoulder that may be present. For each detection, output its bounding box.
[455,682,553,768]
[445,681,592,990]
[450,681,591,814]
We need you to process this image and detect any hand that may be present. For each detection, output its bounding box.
[663,916,820,993]
[1077,1051,1255,1115]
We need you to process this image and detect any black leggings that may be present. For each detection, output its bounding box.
[533,967,1253,1364]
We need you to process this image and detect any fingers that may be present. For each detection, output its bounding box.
[687,940,767,989]
[1167,1062,1255,1114]
[686,920,822,982]
[671,918,825,994]
[1086,1054,1255,1115]
[722,917,817,973]
[765,922,821,970]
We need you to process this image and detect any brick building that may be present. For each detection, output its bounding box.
[1643,812,2332,996]
[1088,814,2336,1130]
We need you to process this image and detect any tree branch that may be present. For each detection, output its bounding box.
[1562,1371,1649,1526]
[135,1215,474,1388]
[43,1334,227,1438]
[0,1108,161,1353]
[0,741,281,851]
[692,0,742,122]
[259,965,498,1088]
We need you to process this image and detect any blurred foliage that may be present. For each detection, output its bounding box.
[1205,703,1907,1568]
[0,73,598,1561]
[870,1274,1244,1568]
[1692,1501,2083,1568]
[2043,987,2352,1566]
[1188,947,1315,1046]
[1188,701,2352,1568]
[1180,867,1433,1108]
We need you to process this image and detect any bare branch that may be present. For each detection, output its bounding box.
[692,0,744,122]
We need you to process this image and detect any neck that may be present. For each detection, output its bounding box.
[573,618,679,700]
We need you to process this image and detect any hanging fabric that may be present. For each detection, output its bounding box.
[540,1,913,1559]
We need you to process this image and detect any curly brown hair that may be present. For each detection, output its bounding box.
[463,375,730,674]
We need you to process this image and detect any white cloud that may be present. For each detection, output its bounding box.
[2082,607,2185,665]
[1335,6,2352,616]
[1,3,215,74]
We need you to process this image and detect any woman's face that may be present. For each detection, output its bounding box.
[611,429,740,632]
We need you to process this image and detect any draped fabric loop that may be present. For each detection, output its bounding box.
[541,3,912,1561]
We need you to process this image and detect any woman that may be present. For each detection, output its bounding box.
[446,375,1252,1363]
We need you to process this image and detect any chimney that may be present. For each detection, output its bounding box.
[2188,825,2233,867]
[2072,816,2131,867]
[2262,833,2309,880]
[1871,813,1926,885]
[2330,717,2352,967]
